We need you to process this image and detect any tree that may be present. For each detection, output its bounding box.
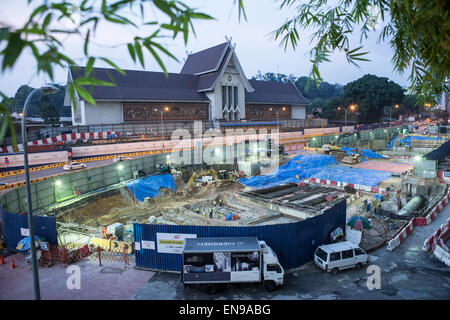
[252,71,296,83]
[273,0,450,102]
[325,74,404,123]
[252,72,343,114]
[37,94,60,124]
[0,0,246,148]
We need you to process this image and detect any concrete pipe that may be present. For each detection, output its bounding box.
[396,195,426,217]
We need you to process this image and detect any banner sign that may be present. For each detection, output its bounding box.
[156,233,197,254]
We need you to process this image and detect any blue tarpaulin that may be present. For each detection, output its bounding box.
[126,174,176,202]
[238,154,391,189]
[386,135,444,149]
[340,147,385,161]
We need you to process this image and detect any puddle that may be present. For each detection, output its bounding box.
[99,267,125,274]
[315,294,338,300]
[390,273,408,283]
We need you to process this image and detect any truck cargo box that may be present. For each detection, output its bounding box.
[182,237,262,284]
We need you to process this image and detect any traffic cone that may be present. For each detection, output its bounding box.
[0,255,5,265]
[9,258,16,269]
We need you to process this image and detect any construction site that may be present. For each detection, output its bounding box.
[2,122,450,271]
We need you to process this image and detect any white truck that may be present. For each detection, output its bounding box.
[181,237,285,294]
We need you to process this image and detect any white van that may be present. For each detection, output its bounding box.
[314,241,368,274]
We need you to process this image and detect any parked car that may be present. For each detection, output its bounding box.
[63,162,87,171]
[314,241,368,274]
[113,156,132,163]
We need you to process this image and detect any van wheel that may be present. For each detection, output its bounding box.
[355,263,363,270]
[205,284,217,295]
[264,280,276,292]
[331,268,339,275]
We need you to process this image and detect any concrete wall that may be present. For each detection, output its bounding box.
[83,102,123,125]
[291,105,306,120]
[214,60,247,121]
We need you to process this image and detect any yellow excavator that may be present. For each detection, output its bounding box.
[184,169,239,194]
[321,132,362,164]
[184,169,218,194]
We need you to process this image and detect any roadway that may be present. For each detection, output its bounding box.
[0,155,149,194]
[131,205,450,300]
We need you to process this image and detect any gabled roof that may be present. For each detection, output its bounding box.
[180,42,228,75]
[68,67,209,103]
[246,80,310,105]
[196,46,232,91]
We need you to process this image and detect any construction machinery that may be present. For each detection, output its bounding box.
[184,169,219,193]
[184,169,239,194]
[321,131,362,164]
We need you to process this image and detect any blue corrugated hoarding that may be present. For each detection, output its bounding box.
[133,200,346,271]
[0,207,58,252]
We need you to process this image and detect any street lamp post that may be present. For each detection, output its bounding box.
[390,104,399,127]
[22,84,59,300]
[337,107,348,126]
[156,107,169,152]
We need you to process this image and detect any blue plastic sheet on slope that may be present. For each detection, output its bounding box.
[238,154,391,189]
[126,174,176,202]
[340,147,385,161]
[386,135,444,149]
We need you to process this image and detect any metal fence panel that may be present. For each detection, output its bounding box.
[0,207,58,251]
[133,200,346,271]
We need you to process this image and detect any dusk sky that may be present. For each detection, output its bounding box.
[0,0,410,97]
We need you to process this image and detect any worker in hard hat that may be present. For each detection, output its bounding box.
[209,206,213,219]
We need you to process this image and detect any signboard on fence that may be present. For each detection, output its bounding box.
[156,233,197,254]
[346,227,362,246]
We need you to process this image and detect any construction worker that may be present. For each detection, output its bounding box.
[194,207,200,214]
[209,206,213,219]
[212,200,217,206]
[202,205,206,216]
[219,199,223,206]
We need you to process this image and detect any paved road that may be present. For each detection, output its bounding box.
[131,204,450,300]
[0,155,150,185]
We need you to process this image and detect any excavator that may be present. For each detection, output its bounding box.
[321,130,362,164]
[184,169,239,195]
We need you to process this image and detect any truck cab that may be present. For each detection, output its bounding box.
[259,240,285,291]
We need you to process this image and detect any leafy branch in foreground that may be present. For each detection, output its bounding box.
[273,0,450,102]
[0,0,245,148]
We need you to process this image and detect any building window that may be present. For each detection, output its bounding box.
[222,85,239,121]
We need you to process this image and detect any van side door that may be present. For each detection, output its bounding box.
[329,252,342,270]
[341,249,355,269]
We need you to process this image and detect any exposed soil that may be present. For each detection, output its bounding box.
[57,178,245,228]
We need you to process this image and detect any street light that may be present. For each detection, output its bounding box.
[338,105,356,127]
[22,84,59,300]
[390,104,400,127]
[155,106,169,152]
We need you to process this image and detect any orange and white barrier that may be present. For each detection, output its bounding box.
[1,131,121,153]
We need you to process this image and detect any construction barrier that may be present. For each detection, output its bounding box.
[1,131,121,153]
[387,191,450,251]
[423,218,450,250]
[308,177,388,195]
[423,218,450,266]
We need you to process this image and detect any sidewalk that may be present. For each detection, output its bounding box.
[0,254,154,300]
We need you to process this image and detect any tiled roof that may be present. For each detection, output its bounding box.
[180,42,228,75]
[70,67,209,102]
[246,80,310,105]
